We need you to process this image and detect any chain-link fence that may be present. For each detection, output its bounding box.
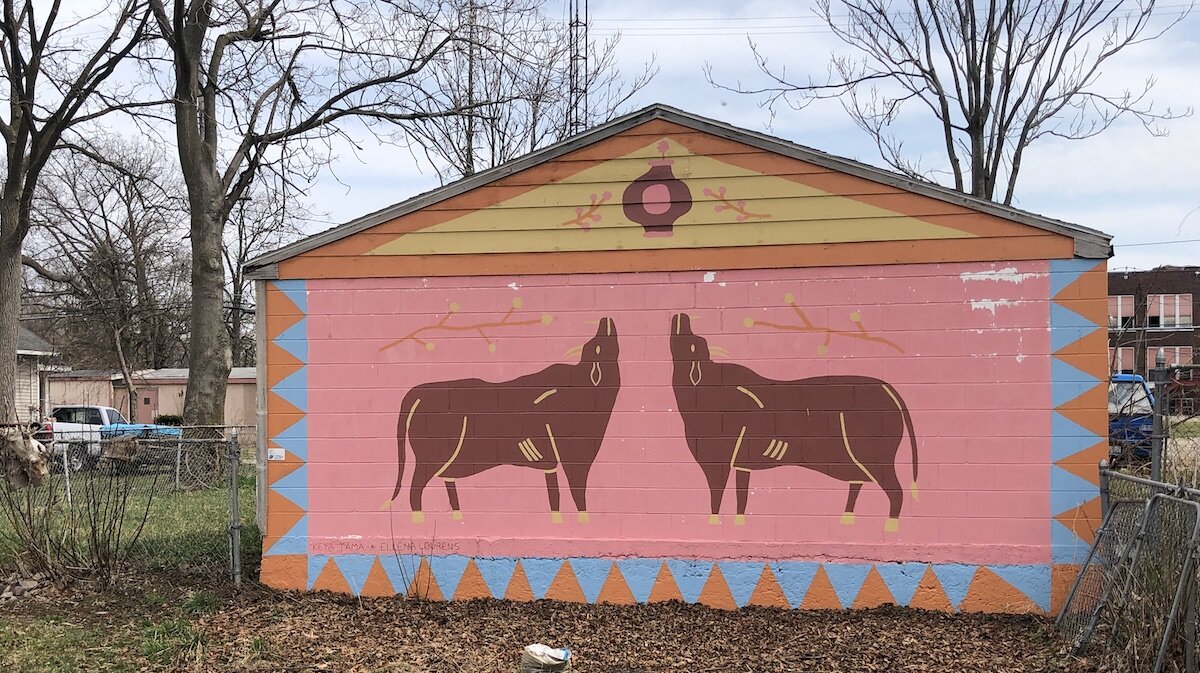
[1058,469,1200,673]
[1162,368,1200,481]
[0,425,255,587]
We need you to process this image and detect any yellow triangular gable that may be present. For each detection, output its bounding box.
[366,137,974,256]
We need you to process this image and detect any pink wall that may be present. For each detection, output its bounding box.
[304,261,1051,565]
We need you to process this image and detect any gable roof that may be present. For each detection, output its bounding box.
[246,103,1110,279]
[17,326,56,356]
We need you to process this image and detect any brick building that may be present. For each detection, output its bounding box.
[1107,266,1198,374]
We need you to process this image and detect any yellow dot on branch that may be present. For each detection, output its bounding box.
[784,292,795,304]
[487,343,497,353]
[511,297,523,308]
[850,311,861,322]
[743,317,755,328]
[425,343,436,351]
[541,314,554,325]
[448,302,459,313]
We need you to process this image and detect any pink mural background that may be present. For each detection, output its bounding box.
[303,261,1051,565]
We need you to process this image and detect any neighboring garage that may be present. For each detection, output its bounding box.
[246,104,1111,613]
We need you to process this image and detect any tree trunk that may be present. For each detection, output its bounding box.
[0,235,21,425]
[183,207,231,427]
[114,327,138,423]
[230,285,244,367]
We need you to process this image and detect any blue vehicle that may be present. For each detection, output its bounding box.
[1108,373,1154,465]
[99,423,183,440]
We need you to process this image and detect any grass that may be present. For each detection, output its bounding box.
[0,616,139,673]
[0,462,258,577]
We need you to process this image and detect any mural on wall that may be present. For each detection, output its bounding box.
[263,261,1109,615]
[260,112,1108,612]
[363,136,978,258]
[669,313,920,532]
[387,317,621,523]
[622,140,693,236]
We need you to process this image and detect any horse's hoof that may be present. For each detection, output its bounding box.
[734,514,745,526]
[840,512,856,525]
[577,511,590,524]
[884,517,899,533]
[412,511,425,524]
[451,510,463,521]
[550,511,563,524]
[708,514,721,526]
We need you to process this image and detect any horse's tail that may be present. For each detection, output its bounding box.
[884,383,919,501]
[387,393,419,507]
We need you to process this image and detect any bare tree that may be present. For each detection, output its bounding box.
[22,141,191,420]
[145,0,537,426]
[223,189,304,367]
[407,0,657,181]
[0,1,151,425]
[709,0,1192,204]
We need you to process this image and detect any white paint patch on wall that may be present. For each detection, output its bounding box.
[507,281,520,290]
[970,299,1024,314]
[960,267,1044,284]
[702,271,716,283]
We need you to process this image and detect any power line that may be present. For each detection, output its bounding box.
[1115,238,1200,248]
[592,2,1196,23]
[591,4,1196,36]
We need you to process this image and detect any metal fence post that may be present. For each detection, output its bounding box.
[1186,586,1196,673]
[1151,349,1166,482]
[228,427,242,589]
[1099,460,1110,521]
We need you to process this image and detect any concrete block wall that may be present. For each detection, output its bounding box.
[259,258,1108,613]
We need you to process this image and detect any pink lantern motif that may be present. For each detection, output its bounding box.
[622,140,692,237]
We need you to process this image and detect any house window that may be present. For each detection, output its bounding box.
[1108,295,1135,329]
[1110,346,1135,373]
[1146,346,1195,368]
[1146,293,1193,328]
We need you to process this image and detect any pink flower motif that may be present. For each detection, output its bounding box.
[657,140,670,156]
[700,184,769,222]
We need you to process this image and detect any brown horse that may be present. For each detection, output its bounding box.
[389,317,620,523]
[669,313,918,532]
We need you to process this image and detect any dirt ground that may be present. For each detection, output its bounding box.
[0,577,1101,673]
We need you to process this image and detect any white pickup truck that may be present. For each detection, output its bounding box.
[32,405,129,472]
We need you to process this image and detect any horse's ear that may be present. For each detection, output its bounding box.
[595,317,616,338]
[672,313,693,336]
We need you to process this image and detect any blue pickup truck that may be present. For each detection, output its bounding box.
[1108,373,1154,466]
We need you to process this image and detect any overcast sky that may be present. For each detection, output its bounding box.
[304,1,1199,271]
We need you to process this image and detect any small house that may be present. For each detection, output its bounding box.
[246,105,1110,613]
[15,327,56,423]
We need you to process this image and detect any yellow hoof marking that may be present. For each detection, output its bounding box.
[884,517,900,533]
[708,514,721,526]
[381,500,393,511]
[840,512,856,525]
[451,510,463,521]
[412,511,425,524]
[577,512,590,524]
[550,511,563,524]
[910,481,920,502]
[734,514,745,526]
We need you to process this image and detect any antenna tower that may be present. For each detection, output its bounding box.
[567,0,589,132]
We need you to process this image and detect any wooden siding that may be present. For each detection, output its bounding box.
[278,120,1075,279]
[15,356,40,423]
